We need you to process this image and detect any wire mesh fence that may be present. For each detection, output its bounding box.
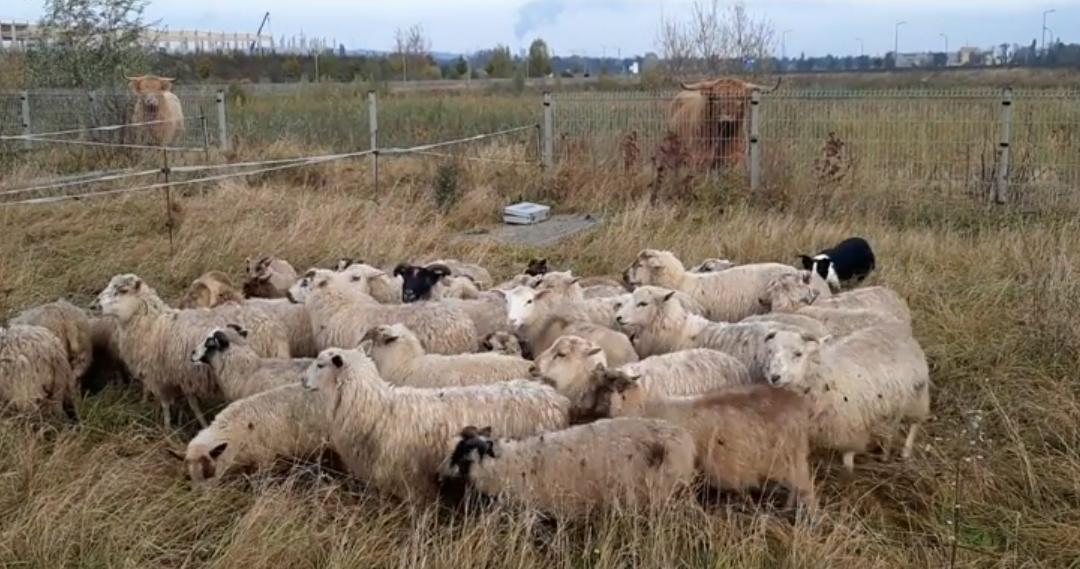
[549,87,1080,207]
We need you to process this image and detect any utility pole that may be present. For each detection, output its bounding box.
[894,21,907,68]
[855,37,864,57]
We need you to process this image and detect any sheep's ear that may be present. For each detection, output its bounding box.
[166,448,185,461]
[477,426,493,438]
[427,264,452,278]
[209,443,228,459]
[383,334,399,344]
[591,362,606,373]
[799,331,820,344]
[800,271,812,284]
[490,289,506,299]
[460,425,479,438]
[330,354,344,368]
[661,290,677,303]
[797,255,813,270]
[392,264,408,277]
[358,340,373,355]
[569,277,581,285]
[534,289,552,301]
[585,346,603,357]
[806,289,821,304]
[764,330,778,343]
[480,337,494,351]
[612,375,636,393]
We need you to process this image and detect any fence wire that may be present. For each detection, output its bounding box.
[550,88,1080,207]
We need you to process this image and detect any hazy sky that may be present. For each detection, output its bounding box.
[5,0,1078,57]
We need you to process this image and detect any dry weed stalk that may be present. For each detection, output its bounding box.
[620,130,641,172]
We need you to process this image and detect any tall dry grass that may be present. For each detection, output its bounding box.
[1,89,1080,568]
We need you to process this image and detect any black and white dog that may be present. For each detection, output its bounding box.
[798,237,876,291]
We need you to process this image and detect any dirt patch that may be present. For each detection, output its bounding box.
[454,213,600,247]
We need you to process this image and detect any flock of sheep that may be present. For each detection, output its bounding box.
[0,236,931,523]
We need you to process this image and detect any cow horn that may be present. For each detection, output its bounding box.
[680,81,708,91]
[747,76,783,92]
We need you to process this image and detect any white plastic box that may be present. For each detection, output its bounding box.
[502,202,551,225]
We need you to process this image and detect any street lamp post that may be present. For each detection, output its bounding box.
[893,21,907,68]
[855,37,864,57]
[1042,9,1056,52]
[781,29,792,61]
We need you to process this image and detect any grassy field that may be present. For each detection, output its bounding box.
[2,83,1080,569]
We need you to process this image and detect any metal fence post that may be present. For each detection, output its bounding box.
[215,89,229,151]
[992,87,1012,205]
[19,91,31,150]
[748,89,762,193]
[367,90,379,190]
[541,91,554,168]
[85,91,96,140]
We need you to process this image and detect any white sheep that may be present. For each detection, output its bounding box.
[207,301,291,358]
[243,256,298,299]
[425,258,493,290]
[92,273,288,429]
[794,305,908,337]
[764,323,931,473]
[9,299,93,381]
[503,286,638,366]
[241,297,318,358]
[190,325,312,401]
[585,374,818,521]
[359,323,531,387]
[167,383,330,483]
[287,268,477,355]
[0,324,79,421]
[436,419,698,517]
[479,331,523,357]
[613,286,803,382]
[761,273,909,325]
[531,335,751,421]
[301,347,570,502]
[740,312,831,339]
[340,263,404,304]
[622,249,805,322]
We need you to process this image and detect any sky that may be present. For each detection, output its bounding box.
[4,0,1079,58]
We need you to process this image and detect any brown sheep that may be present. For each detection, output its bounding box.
[243,256,298,299]
[127,75,185,147]
[668,76,781,171]
[587,372,818,523]
[177,271,244,309]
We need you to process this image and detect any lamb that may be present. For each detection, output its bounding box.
[359,324,531,387]
[763,323,931,473]
[339,263,404,304]
[395,263,484,302]
[613,286,803,382]
[524,260,625,293]
[287,268,477,355]
[190,325,312,401]
[689,258,737,273]
[91,273,291,429]
[526,272,630,327]
[504,286,638,366]
[425,258,493,290]
[760,273,912,327]
[178,271,244,309]
[531,334,752,421]
[242,255,298,299]
[479,331,524,357]
[797,236,876,291]
[621,249,803,322]
[301,347,569,502]
[9,299,93,382]
[436,420,697,517]
[0,324,79,421]
[585,373,818,521]
[167,384,330,483]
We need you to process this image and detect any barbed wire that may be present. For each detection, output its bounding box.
[0,124,539,207]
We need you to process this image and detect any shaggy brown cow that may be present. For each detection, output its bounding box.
[127,74,185,147]
[668,76,782,171]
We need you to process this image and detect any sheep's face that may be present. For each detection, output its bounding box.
[287,269,340,304]
[614,287,676,332]
[480,331,523,356]
[169,443,228,483]
[532,271,583,297]
[622,249,681,289]
[532,335,606,392]
[190,325,248,365]
[763,329,821,387]
[524,258,548,277]
[302,349,347,391]
[760,271,819,313]
[506,286,553,329]
[334,258,362,271]
[361,323,408,350]
[691,258,736,273]
[438,426,497,481]
[394,263,450,303]
[92,274,146,321]
[584,367,642,419]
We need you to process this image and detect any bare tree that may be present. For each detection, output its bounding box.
[654,10,695,80]
[392,24,433,81]
[654,0,777,79]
